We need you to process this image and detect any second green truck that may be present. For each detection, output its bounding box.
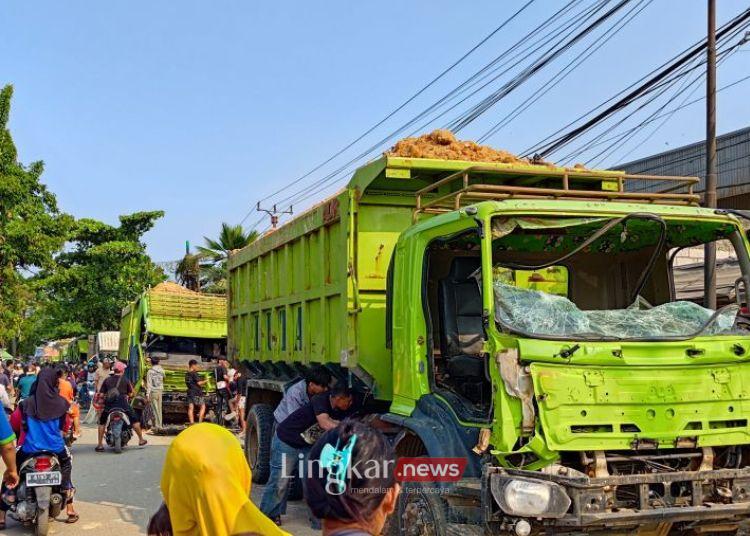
[119,282,226,421]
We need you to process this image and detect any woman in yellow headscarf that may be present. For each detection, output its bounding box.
[149,423,288,536]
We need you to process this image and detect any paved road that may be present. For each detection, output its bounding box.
[0,424,317,535]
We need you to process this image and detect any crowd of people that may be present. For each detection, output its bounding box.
[147,365,400,536]
[0,360,85,528]
[0,358,402,535]
[183,357,249,436]
[0,356,153,529]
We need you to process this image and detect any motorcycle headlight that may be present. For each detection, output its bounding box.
[491,475,571,519]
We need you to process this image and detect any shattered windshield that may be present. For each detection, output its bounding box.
[491,215,748,341]
[494,282,739,339]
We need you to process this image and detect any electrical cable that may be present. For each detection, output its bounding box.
[237,0,538,226]
[525,7,750,158]
[278,0,622,209]
[577,27,748,166]
[477,0,653,143]
[446,0,634,133]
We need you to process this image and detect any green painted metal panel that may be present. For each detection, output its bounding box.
[531,361,750,451]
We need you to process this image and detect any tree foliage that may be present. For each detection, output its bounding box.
[33,212,166,338]
[192,222,258,294]
[0,84,72,347]
[197,222,257,261]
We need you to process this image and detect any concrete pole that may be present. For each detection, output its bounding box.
[704,0,717,309]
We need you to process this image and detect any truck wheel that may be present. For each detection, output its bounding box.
[245,404,274,484]
[385,482,449,536]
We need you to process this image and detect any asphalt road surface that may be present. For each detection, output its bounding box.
[0,424,317,535]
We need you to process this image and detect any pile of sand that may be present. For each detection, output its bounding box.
[152,281,199,295]
[386,129,534,165]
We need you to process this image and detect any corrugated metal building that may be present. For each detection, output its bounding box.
[617,126,750,208]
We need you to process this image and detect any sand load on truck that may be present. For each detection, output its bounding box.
[387,129,534,164]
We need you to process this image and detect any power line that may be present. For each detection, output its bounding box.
[525,7,750,158]
[556,73,750,164]
[446,0,634,133]
[277,0,625,209]
[520,11,750,157]
[236,0,538,226]
[477,0,653,143]
[569,24,749,166]
[587,48,740,167]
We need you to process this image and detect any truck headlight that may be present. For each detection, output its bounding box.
[490,475,571,519]
[504,480,551,516]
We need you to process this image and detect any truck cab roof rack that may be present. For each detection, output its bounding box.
[413,165,700,218]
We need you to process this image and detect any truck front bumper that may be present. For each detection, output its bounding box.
[484,465,750,529]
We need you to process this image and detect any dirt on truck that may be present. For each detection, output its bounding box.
[229,133,750,535]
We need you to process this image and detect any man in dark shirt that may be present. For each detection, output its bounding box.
[260,386,354,526]
[185,359,207,424]
[96,361,147,451]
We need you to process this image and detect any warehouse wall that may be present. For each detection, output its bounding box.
[617,127,750,207]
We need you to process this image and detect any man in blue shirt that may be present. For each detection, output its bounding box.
[273,366,331,425]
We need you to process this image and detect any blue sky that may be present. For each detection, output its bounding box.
[3,1,749,261]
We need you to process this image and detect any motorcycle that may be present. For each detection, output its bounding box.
[104,408,132,453]
[76,380,95,410]
[2,453,65,536]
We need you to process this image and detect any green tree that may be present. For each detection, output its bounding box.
[192,222,257,294]
[197,222,257,261]
[0,84,72,349]
[33,212,166,337]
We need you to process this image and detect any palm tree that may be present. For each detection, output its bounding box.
[197,223,257,261]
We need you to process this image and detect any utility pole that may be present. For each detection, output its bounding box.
[704,0,717,309]
[256,203,293,230]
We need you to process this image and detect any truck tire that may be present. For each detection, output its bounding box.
[245,404,274,484]
[384,482,449,536]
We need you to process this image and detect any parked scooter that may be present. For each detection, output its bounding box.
[104,408,132,453]
[2,453,65,536]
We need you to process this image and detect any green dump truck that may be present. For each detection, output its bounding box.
[119,282,226,420]
[229,156,750,534]
[65,337,89,363]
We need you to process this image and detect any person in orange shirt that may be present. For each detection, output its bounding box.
[57,369,81,438]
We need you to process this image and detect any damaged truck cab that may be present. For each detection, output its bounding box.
[391,193,750,533]
[231,157,750,534]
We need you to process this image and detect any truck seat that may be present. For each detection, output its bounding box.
[438,257,484,361]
